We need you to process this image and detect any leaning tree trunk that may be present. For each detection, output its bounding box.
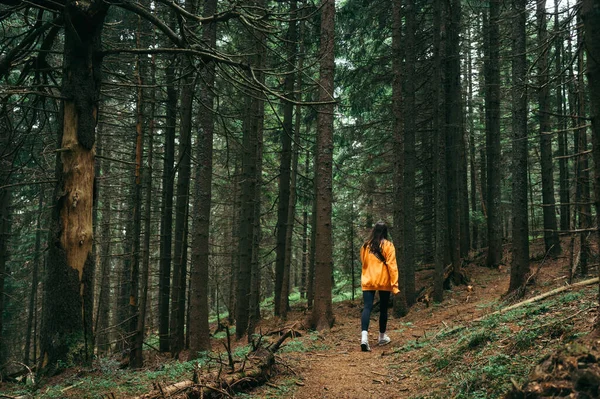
[40,2,108,372]
[189,0,218,354]
[309,0,336,331]
[581,0,600,329]
[508,0,530,295]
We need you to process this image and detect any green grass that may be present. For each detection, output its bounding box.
[400,287,598,399]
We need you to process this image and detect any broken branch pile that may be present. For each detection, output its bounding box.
[136,329,294,399]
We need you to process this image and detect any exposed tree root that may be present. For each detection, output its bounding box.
[136,329,294,399]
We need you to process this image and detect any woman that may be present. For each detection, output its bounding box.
[360,221,400,351]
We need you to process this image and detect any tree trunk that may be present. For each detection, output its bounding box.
[485,0,503,268]
[128,28,145,367]
[459,114,470,257]
[0,103,12,366]
[24,185,44,365]
[433,0,446,302]
[40,2,108,372]
[170,61,195,354]
[301,208,308,299]
[275,0,298,319]
[0,187,9,367]
[95,130,112,355]
[158,55,177,353]
[247,17,266,337]
[423,133,435,261]
[467,24,478,249]
[508,0,530,295]
[392,0,408,316]
[189,0,218,354]
[131,42,156,368]
[307,186,317,309]
[581,0,600,329]
[445,0,465,283]
[228,158,240,325]
[576,7,591,276]
[404,0,417,305]
[555,0,570,232]
[237,0,266,338]
[309,0,335,330]
[537,0,561,257]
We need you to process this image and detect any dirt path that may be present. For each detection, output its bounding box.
[265,264,515,398]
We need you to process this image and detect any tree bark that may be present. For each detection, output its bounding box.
[309,0,335,330]
[0,103,12,366]
[275,0,298,319]
[433,0,446,302]
[189,0,218,354]
[170,61,195,354]
[467,23,478,250]
[307,184,317,309]
[576,6,591,276]
[555,0,570,232]
[508,0,530,295]
[392,0,408,316]
[247,13,267,337]
[537,0,561,257]
[24,183,44,365]
[40,1,108,372]
[445,0,465,283]
[404,0,417,305]
[237,0,266,339]
[95,129,111,355]
[485,0,503,268]
[158,54,177,353]
[128,24,146,367]
[580,0,600,329]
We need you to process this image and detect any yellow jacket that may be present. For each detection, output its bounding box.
[360,239,400,294]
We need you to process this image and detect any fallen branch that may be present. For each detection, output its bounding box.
[475,277,599,322]
[136,329,295,399]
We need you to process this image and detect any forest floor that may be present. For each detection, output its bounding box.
[2,236,600,399]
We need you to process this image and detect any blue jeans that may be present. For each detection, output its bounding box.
[361,290,390,333]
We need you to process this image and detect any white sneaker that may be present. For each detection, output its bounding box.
[378,334,391,346]
[361,340,371,352]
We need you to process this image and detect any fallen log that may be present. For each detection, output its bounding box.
[136,329,294,399]
[475,277,599,322]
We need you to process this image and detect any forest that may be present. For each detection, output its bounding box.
[1,0,600,397]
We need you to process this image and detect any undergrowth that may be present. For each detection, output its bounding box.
[397,286,596,399]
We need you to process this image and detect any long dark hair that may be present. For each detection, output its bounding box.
[363,221,388,264]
